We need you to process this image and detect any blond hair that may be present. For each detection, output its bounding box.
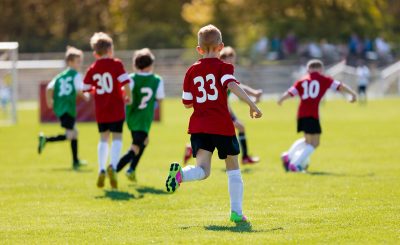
[90,32,113,56]
[307,59,324,70]
[220,46,236,60]
[198,24,222,51]
[133,48,155,70]
[65,46,83,63]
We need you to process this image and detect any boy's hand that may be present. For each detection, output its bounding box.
[250,105,262,118]
[83,92,91,102]
[349,93,357,103]
[125,96,132,105]
[277,98,284,106]
[254,89,263,103]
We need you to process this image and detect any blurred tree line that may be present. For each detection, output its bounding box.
[0,0,399,53]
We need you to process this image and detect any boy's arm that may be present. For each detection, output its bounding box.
[277,91,292,106]
[240,84,263,98]
[338,83,357,103]
[46,88,54,109]
[45,80,55,109]
[74,73,90,101]
[123,83,132,104]
[278,82,298,106]
[227,82,262,118]
[182,72,193,109]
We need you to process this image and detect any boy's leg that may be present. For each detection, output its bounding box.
[225,155,246,222]
[97,131,109,188]
[128,132,149,172]
[290,134,319,171]
[110,133,123,170]
[182,149,211,182]
[116,149,135,172]
[66,129,79,164]
[235,120,259,164]
[98,132,110,172]
[45,134,67,142]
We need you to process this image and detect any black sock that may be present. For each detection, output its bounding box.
[116,150,135,172]
[71,139,78,163]
[129,146,146,171]
[238,132,248,158]
[46,134,67,142]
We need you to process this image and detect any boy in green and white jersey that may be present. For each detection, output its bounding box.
[116,48,165,182]
[38,46,88,169]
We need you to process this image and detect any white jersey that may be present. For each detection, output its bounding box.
[356,65,370,86]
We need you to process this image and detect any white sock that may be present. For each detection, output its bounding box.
[182,165,206,182]
[98,141,109,172]
[227,169,243,216]
[110,139,122,170]
[288,138,305,156]
[292,144,315,167]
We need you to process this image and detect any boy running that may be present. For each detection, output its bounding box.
[38,46,87,169]
[116,48,165,182]
[278,59,357,172]
[165,25,262,223]
[83,32,132,189]
[183,46,263,165]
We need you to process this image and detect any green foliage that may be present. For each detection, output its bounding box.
[0,98,399,243]
[0,0,398,52]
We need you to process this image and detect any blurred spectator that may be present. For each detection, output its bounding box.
[356,60,370,104]
[307,42,322,58]
[251,36,269,63]
[348,33,363,56]
[283,31,298,56]
[375,36,392,64]
[320,39,339,62]
[268,36,283,60]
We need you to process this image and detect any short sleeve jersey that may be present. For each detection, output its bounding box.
[288,72,341,119]
[125,72,165,133]
[83,58,131,123]
[182,58,239,136]
[47,68,82,118]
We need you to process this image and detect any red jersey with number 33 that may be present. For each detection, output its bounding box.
[83,58,131,123]
[182,58,239,136]
[288,72,342,119]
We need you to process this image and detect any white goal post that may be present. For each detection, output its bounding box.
[0,42,18,125]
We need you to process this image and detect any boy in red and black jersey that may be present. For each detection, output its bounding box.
[83,32,132,189]
[278,59,357,172]
[165,25,262,223]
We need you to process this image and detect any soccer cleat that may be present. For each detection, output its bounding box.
[230,211,249,223]
[281,152,290,172]
[125,169,137,183]
[97,170,106,188]
[183,144,192,166]
[288,163,301,172]
[38,133,46,154]
[107,165,118,189]
[242,155,260,165]
[73,159,87,169]
[165,162,183,193]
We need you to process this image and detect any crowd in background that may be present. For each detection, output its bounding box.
[252,32,394,67]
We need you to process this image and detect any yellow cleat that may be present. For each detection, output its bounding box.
[97,170,106,188]
[107,165,118,189]
[125,170,137,183]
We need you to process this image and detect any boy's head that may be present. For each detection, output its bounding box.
[220,46,236,64]
[65,46,83,71]
[133,48,155,71]
[197,24,224,55]
[90,32,113,58]
[306,59,324,73]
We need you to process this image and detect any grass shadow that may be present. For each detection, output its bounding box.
[307,171,375,177]
[220,168,254,174]
[50,167,92,173]
[134,186,168,195]
[204,223,283,233]
[95,190,139,201]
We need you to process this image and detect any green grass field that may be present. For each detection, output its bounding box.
[0,98,399,244]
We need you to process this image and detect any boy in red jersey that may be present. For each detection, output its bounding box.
[278,59,357,172]
[83,32,132,188]
[182,46,262,166]
[165,25,262,223]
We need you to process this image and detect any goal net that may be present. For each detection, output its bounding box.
[0,42,18,125]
